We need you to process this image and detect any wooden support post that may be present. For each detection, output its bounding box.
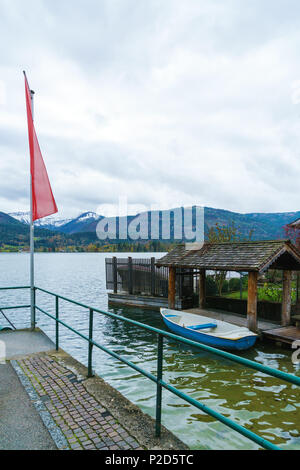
[247,271,258,333]
[112,256,117,293]
[240,273,243,300]
[282,270,292,326]
[151,257,156,296]
[128,257,133,295]
[296,273,300,308]
[199,269,206,309]
[168,266,176,309]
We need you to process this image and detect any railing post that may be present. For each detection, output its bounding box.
[55,296,59,351]
[31,286,36,330]
[88,308,94,378]
[155,333,164,438]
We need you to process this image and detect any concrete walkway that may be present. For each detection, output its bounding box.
[0,329,187,451]
[0,329,55,360]
[0,362,56,450]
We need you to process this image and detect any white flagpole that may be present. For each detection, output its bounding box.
[29,86,35,330]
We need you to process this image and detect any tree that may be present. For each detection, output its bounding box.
[284,223,300,250]
[207,221,253,296]
[205,275,218,296]
[229,277,240,292]
[284,222,300,303]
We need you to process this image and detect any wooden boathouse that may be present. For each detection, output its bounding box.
[156,240,300,334]
[106,257,194,310]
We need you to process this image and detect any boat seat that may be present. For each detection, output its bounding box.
[187,323,217,330]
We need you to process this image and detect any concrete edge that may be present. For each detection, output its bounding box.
[46,348,190,450]
[10,359,69,450]
[0,327,56,360]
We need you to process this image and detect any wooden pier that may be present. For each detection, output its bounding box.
[187,307,300,345]
[262,326,300,346]
[185,307,279,333]
[108,292,169,310]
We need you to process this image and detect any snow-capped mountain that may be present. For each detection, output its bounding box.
[8,211,31,225]
[58,212,102,233]
[9,211,73,229]
[8,211,101,233]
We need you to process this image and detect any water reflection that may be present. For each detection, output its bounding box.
[0,253,299,449]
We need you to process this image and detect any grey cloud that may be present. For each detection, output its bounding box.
[0,0,300,217]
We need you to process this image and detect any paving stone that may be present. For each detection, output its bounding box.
[16,354,144,451]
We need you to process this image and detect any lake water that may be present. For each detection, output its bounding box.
[0,252,299,450]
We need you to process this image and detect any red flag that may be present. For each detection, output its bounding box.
[24,73,58,221]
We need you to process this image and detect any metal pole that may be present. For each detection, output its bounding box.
[0,308,16,330]
[88,308,94,377]
[55,296,59,351]
[155,334,163,437]
[30,88,35,330]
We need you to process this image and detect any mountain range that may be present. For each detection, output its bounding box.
[8,207,300,238]
[1,206,299,252]
[0,211,99,252]
[9,211,99,233]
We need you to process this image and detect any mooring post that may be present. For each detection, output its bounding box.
[88,308,94,378]
[247,271,258,332]
[155,334,164,438]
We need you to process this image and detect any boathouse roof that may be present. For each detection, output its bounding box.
[156,240,300,272]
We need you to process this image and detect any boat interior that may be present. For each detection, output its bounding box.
[162,310,257,339]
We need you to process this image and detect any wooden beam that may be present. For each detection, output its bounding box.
[128,257,133,295]
[168,266,176,309]
[150,257,156,297]
[199,269,206,309]
[296,272,300,306]
[282,270,292,326]
[247,271,258,332]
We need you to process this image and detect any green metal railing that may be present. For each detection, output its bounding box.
[1,285,300,451]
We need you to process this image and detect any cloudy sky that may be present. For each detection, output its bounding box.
[1,0,300,218]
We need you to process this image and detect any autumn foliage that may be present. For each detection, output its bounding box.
[284,223,300,251]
